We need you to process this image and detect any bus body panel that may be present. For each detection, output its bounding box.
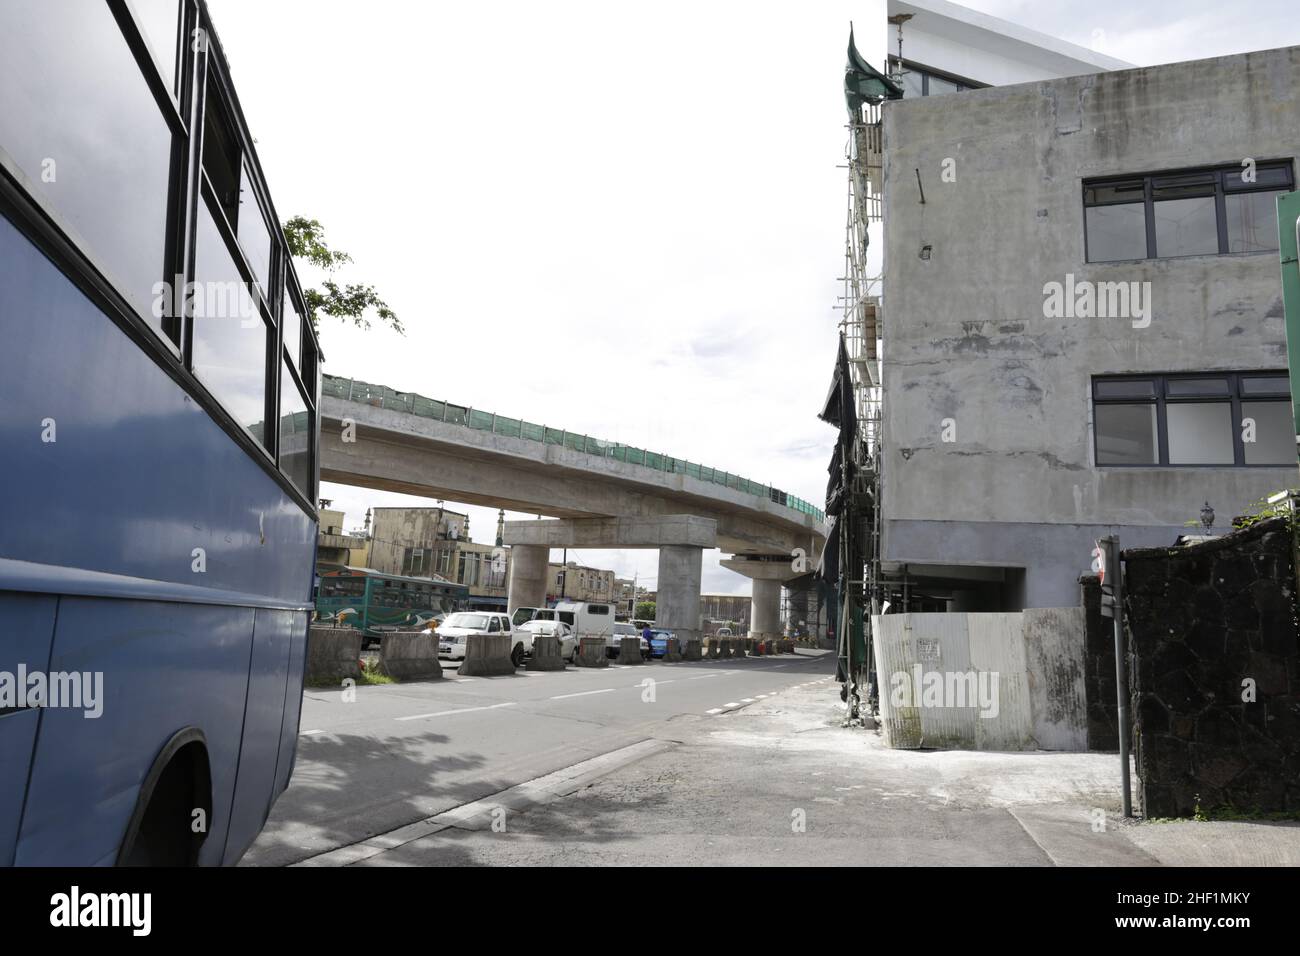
[16,599,254,866]
[221,607,295,865]
[1,0,322,864]
[0,214,317,606]
[0,594,58,866]
[273,613,310,797]
[1,213,313,864]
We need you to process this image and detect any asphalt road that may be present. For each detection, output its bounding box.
[244,649,835,866]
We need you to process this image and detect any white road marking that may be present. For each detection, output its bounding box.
[741,698,757,703]
[300,729,324,736]
[723,702,740,708]
[705,708,724,714]
[395,702,517,722]
[550,688,616,700]
[452,678,476,683]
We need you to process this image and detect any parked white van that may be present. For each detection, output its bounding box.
[514,603,649,659]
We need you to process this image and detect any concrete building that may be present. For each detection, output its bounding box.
[315,506,369,568]
[879,45,1300,608]
[546,561,616,604]
[366,505,510,609]
[883,0,1131,96]
[367,505,469,579]
[700,593,752,633]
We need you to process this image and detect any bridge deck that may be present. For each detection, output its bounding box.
[322,375,825,523]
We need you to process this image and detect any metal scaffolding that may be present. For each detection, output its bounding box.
[827,28,900,722]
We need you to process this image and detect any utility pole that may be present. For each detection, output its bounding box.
[1098,534,1132,817]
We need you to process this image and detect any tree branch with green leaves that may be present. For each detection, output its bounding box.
[282,216,404,335]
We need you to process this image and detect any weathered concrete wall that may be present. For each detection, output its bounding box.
[1124,516,1300,817]
[368,507,466,576]
[1023,608,1088,751]
[873,610,1088,751]
[881,47,1300,608]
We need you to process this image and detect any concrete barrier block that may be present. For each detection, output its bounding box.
[307,626,363,682]
[457,633,516,677]
[684,639,702,661]
[377,631,443,681]
[527,633,566,671]
[732,638,747,658]
[718,639,733,660]
[617,636,643,665]
[706,638,720,660]
[662,637,682,662]
[576,636,608,668]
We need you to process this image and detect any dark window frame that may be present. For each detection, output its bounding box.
[1092,371,1293,467]
[888,57,985,96]
[1083,161,1295,263]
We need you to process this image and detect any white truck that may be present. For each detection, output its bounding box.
[514,602,647,658]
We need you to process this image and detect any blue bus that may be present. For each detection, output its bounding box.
[0,0,320,864]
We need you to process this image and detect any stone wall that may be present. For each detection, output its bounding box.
[1123,515,1300,817]
[1079,575,1119,752]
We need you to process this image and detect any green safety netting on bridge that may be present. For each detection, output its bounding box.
[322,375,825,522]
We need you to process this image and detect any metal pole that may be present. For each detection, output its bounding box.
[1110,534,1133,817]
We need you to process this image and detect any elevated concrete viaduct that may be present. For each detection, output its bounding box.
[317,382,826,638]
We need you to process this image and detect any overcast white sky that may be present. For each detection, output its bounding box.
[207,0,1300,595]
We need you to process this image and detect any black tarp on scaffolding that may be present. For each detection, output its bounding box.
[816,335,867,692]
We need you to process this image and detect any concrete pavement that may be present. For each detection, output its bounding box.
[245,649,833,866]
[248,647,1300,867]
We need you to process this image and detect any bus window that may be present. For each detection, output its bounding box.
[191,196,270,446]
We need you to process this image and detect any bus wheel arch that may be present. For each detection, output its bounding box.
[117,727,213,867]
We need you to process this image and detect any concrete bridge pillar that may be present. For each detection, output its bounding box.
[507,544,548,615]
[751,578,783,640]
[656,545,702,647]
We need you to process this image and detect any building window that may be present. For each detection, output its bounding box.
[889,59,980,97]
[1093,373,1293,466]
[1084,162,1294,263]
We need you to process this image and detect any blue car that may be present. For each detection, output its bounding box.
[647,629,676,658]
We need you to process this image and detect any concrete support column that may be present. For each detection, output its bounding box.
[506,544,548,615]
[656,545,702,646]
[751,578,782,640]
